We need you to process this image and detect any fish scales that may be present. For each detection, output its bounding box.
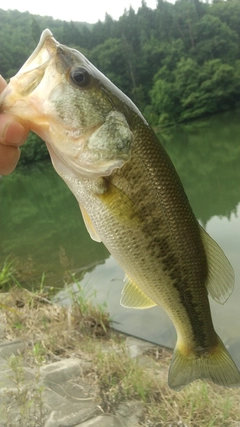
[92,118,214,345]
[0,29,239,390]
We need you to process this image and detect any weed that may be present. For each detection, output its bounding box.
[68,276,111,337]
[94,346,153,412]
[142,379,240,427]
[59,246,74,282]
[33,342,47,364]
[2,354,47,427]
[0,257,18,289]
[0,286,240,427]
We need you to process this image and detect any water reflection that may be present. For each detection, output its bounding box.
[0,163,109,283]
[0,110,240,363]
[207,203,240,366]
[160,110,240,224]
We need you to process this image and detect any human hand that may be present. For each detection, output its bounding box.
[0,75,29,175]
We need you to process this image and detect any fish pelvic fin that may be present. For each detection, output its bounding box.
[168,336,240,391]
[79,204,101,243]
[120,276,157,309]
[200,226,234,304]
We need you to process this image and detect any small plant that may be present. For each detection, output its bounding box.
[33,341,47,364]
[8,354,25,389]
[68,276,111,337]
[94,346,153,412]
[59,246,74,282]
[3,354,47,427]
[1,284,240,426]
[0,257,18,289]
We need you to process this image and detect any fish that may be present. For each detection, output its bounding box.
[1,29,240,391]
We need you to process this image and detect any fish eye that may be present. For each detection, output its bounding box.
[70,67,91,87]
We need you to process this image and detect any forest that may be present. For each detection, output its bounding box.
[1,0,240,162]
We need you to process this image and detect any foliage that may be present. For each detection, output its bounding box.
[19,132,49,164]
[95,347,153,411]
[1,353,46,426]
[150,58,240,124]
[0,257,18,289]
[67,276,111,336]
[1,0,240,153]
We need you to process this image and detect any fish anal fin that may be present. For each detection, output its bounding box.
[120,276,156,309]
[79,204,101,243]
[200,226,234,304]
[168,335,240,391]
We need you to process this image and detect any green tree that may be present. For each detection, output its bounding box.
[191,14,238,64]
[89,38,130,91]
[19,133,49,164]
[31,17,41,43]
[1,2,240,137]
[149,58,240,124]
[211,0,240,43]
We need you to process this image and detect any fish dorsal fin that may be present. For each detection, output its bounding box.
[120,276,156,309]
[200,226,234,304]
[79,204,101,243]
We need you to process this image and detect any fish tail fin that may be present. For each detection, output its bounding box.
[168,336,240,391]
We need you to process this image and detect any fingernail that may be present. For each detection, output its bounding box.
[2,121,26,145]
[1,121,10,139]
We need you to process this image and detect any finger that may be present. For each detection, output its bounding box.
[0,76,29,145]
[0,115,29,146]
[0,143,20,175]
[0,75,7,93]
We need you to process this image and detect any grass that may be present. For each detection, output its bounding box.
[93,344,240,426]
[0,257,18,289]
[0,272,240,426]
[0,353,47,427]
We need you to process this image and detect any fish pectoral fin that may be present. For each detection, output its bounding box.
[79,204,101,243]
[200,226,234,304]
[120,276,156,309]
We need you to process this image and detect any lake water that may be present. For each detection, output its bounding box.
[1,110,240,366]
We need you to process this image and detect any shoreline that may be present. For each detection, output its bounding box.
[0,287,239,427]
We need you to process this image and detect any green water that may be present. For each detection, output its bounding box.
[0,161,109,285]
[1,110,240,362]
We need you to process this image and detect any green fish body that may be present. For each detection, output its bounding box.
[1,29,239,390]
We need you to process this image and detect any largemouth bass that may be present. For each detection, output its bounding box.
[1,29,239,391]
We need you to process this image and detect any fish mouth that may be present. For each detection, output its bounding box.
[27,29,55,61]
[0,29,59,109]
[16,29,58,78]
